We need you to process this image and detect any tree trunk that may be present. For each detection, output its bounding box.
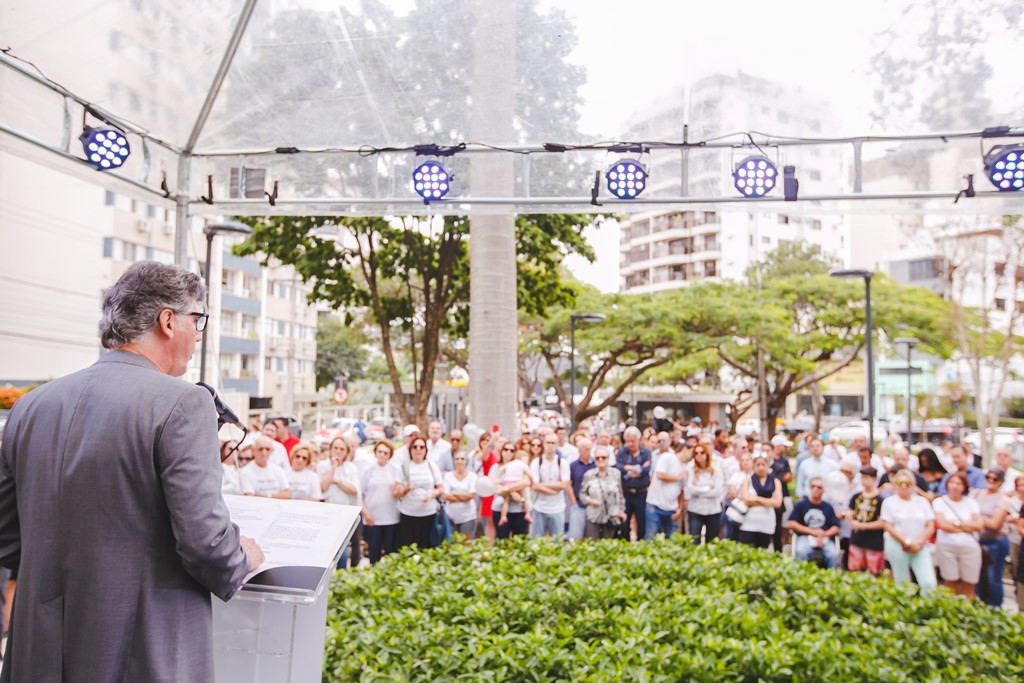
[468,1,518,435]
[810,381,824,434]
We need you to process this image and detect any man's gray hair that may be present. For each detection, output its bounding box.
[623,426,642,440]
[99,261,205,349]
[593,445,611,458]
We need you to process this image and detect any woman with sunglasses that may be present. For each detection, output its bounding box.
[880,469,937,594]
[527,437,544,464]
[490,443,531,539]
[579,446,627,539]
[396,436,445,549]
[971,468,1012,607]
[361,441,402,563]
[684,445,724,544]
[221,440,244,496]
[286,443,324,502]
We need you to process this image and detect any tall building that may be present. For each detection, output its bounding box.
[619,73,849,292]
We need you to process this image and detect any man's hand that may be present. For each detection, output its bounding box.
[241,536,265,572]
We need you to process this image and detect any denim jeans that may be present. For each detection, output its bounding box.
[645,504,676,539]
[978,535,1010,608]
[794,534,839,569]
[884,535,937,595]
[688,511,720,545]
[531,510,565,539]
[567,505,588,541]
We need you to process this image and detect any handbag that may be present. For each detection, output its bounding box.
[725,497,749,525]
[428,464,453,547]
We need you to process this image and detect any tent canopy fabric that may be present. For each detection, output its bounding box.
[2,0,1022,215]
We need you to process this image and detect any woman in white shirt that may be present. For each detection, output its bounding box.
[395,436,444,549]
[932,472,983,599]
[972,468,1013,607]
[287,443,324,501]
[880,469,937,595]
[684,445,724,545]
[723,453,753,540]
[220,440,243,496]
[360,441,403,564]
[443,452,478,539]
[322,436,363,567]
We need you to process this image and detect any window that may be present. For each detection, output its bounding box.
[995,298,1007,311]
[810,219,822,231]
[778,215,790,224]
[749,235,754,247]
[995,262,1007,277]
[104,190,115,206]
[704,260,717,277]
[703,234,719,251]
[908,258,941,281]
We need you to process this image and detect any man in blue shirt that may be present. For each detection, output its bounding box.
[567,438,596,540]
[938,445,986,494]
[787,476,841,569]
[615,426,651,540]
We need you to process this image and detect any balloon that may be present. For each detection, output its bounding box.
[475,476,496,497]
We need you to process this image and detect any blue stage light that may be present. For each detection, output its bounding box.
[605,160,647,199]
[984,145,1024,191]
[79,126,130,170]
[412,162,450,202]
[733,155,778,197]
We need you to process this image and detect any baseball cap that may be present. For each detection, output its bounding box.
[402,424,420,437]
[770,434,792,447]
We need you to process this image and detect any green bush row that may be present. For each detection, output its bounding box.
[323,538,1024,682]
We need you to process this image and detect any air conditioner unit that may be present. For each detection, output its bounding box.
[137,219,152,233]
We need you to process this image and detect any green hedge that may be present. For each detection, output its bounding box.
[324,538,1024,682]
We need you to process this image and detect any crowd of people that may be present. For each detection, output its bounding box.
[221,412,1024,609]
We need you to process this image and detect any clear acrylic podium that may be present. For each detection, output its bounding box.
[212,498,360,683]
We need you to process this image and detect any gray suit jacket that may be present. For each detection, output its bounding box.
[0,351,249,682]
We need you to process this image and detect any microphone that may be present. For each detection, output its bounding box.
[196,382,246,432]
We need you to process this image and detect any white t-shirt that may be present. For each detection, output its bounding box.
[880,494,934,543]
[443,471,479,524]
[288,468,323,501]
[558,443,580,463]
[397,460,443,518]
[240,434,290,470]
[648,454,685,511]
[739,476,778,535]
[321,461,360,506]
[684,466,724,516]
[530,457,570,515]
[427,438,453,472]
[240,463,290,497]
[221,463,242,496]
[360,462,403,526]
[492,459,530,513]
[933,495,981,547]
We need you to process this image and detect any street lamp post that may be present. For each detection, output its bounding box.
[569,313,606,431]
[894,337,919,445]
[200,220,253,384]
[830,269,876,450]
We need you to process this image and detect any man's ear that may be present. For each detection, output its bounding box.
[155,308,175,339]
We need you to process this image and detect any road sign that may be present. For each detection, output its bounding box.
[333,387,349,404]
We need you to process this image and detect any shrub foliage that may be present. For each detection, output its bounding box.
[324,538,1024,682]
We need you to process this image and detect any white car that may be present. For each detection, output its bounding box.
[963,428,1021,453]
[735,419,761,437]
[826,420,889,445]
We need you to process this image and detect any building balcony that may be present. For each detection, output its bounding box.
[222,293,261,315]
[222,378,259,395]
[220,335,260,355]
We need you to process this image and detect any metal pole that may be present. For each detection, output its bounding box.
[570,316,577,431]
[200,231,213,384]
[865,275,875,451]
[906,345,912,445]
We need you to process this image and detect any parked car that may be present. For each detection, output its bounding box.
[825,420,890,445]
[316,417,356,446]
[963,427,1022,453]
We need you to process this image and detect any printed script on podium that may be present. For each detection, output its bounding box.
[223,495,361,595]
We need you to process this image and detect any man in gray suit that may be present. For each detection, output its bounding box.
[0,261,264,682]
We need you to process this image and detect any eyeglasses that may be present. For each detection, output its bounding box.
[186,311,209,332]
[411,444,426,450]
[986,475,1001,482]
[595,456,608,461]
[809,484,824,490]
[237,456,254,463]
[895,481,913,488]
[293,454,310,461]
[531,442,542,447]
[501,447,515,453]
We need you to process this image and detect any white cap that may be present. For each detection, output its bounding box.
[770,434,792,447]
[403,424,420,437]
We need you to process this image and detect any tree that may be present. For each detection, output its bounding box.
[526,283,736,424]
[870,0,1022,130]
[316,317,371,390]
[935,219,1024,460]
[236,213,596,426]
[715,273,953,438]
